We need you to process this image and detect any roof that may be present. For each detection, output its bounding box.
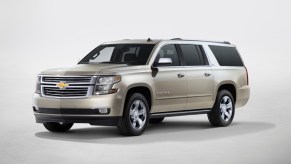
[103,39,161,45]
[102,38,230,45]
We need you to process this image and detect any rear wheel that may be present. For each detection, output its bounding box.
[118,93,149,136]
[43,122,73,132]
[149,117,164,124]
[208,90,235,127]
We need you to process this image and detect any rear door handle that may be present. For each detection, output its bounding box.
[204,72,211,77]
[177,73,185,78]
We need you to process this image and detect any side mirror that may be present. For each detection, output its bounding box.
[153,58,172,67]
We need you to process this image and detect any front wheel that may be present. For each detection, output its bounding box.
[43,122,74,132]
[118,93,149,136]
[208,90,235,127]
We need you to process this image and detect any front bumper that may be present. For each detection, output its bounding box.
[33,107,121,126]
[32,92,124,126]
[32,92,124,116]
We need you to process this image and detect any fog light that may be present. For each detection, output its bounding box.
[98,108,109,114]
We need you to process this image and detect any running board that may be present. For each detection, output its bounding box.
[150,109,211,118]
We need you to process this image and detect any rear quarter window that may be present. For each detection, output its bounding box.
[209,45,244,66]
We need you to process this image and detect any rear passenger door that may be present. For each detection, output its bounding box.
[178,44,214,110]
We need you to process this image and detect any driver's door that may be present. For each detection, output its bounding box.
[151,44,187,113]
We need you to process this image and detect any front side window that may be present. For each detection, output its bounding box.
[155,44,180,66]
[79,44,155,65]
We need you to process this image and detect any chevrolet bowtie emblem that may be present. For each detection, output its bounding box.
[56,82,69,89]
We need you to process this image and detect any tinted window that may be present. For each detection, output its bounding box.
[79,44,155,65]
[209,45,243,66]
[155,44,180,66]
[180,44,202,66]
[196,45,209,65]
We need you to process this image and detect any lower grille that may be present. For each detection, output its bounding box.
[43,87,88,97]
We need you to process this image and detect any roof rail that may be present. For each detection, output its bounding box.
[171,38,182,40]
[170,38,231,44]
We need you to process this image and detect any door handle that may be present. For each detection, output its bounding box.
[204,72,211,77]
[177,73,185,78]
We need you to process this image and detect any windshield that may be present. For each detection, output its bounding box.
[79,44,155,65]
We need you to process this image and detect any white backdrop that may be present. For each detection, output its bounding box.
[1,0,291,91]
[1,0,291,163]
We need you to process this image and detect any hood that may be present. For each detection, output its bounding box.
[40,64,145,76]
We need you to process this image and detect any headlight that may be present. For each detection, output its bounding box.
[35,75,41,94]
[95,75,121,95]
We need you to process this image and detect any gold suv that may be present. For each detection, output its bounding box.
[33,38,250,136]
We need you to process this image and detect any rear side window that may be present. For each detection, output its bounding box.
[180,44,201,66]
[209,45,244,66]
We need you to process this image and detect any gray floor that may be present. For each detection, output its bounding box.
[0,72,291,164]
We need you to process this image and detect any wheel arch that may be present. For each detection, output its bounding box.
[122,83,154,114]
[216,81,237,103]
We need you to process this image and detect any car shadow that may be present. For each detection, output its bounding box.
[35,120,275,145]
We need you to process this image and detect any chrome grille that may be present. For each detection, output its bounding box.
[43,77,92,83]
[41,76,96,98]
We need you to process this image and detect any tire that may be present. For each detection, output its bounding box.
[208,90,235,127]
[149,117,164,124]
[43,122,74,132]
[118,93,149,136]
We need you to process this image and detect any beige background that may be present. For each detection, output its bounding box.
[0,0,291,163]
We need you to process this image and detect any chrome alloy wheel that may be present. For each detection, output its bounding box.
[220,96,233,122]
[129,100,147,130]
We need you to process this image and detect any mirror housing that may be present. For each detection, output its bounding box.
[153,58,172,67]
